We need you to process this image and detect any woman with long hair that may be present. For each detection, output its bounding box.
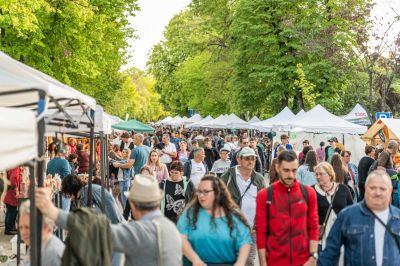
[146,149,169,183]
[177,174,252,266]
[296,150,318,186]
[331,154,355,199]
[313,162,353,257]
[178,140,190,164]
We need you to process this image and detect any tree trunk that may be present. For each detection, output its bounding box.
[295,88,304,111]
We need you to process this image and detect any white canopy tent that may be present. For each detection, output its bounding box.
[156,116,173,125]
[277,109,308,131]
[343,103,371,126]
[224,114,248,129]
[184,114,202,126]
[248,116,260,123]
[0,52,96,130]
[0,107,38,171]
[201,114,228,128]
[165,115,181,126]
[169,116,188,127]
[252,107,296,131]
[291,105,368,134]
[186,115,213,128]
[0,52,96,110]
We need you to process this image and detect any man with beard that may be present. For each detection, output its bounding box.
[255,150,319,266]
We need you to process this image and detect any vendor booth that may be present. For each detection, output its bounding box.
[362,118,400,144]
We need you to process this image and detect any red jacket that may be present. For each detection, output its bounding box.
[4,167,21,207]
[255,180,319,266]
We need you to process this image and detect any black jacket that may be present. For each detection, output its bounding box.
[204,147,220,170]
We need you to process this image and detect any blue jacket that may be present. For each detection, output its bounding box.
[318,201,400,266]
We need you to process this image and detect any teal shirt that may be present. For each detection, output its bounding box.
[130,145,150,175]
[46,157,71,179]
[177,208,252,265]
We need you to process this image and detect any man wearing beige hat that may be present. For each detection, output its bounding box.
[35,174,182,266]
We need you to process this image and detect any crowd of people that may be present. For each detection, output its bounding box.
[3,127,400,265]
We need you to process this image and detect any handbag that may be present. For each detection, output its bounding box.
[319,185,339,240]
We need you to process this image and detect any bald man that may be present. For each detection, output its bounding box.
[318,170,400,265]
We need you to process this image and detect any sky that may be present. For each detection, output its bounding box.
[126,0,400,71]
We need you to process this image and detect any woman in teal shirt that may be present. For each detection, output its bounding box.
[177,174,252,266]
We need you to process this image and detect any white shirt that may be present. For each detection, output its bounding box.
[190,160,206,188]
[223,142,236,152]
[235,166,258,226]
[160,143,177,164]
[374,208,389,266]
[211,159,231,174]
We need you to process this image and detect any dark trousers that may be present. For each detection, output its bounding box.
[5,204,17,232]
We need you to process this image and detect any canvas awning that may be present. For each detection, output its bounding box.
[112,119,155,132]
[291,105,367,134]
[362,118,400,142]
[0,107,37,170]
[252,107,296,131]
[343,104,371,126]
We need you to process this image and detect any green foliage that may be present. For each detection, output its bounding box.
[105,68,167,122]
[0,0,151,112]
[148,0,373,117]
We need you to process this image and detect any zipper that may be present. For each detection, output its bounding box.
[288,187,292,265]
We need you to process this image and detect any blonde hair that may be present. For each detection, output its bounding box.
[148,150,161,170]
[315,162,336,182]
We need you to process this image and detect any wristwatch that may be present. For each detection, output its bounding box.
[310,252,319,260]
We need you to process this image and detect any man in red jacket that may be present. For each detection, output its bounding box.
[255,150,319,266]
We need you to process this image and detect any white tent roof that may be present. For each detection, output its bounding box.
[0,107,37,170]
[0,52,96,111]
[186,115,213,128]
[224,114,248,129]
[202,114,228,128]
[156,116,173,124]
[248,116,260,123]
[277,109,308,131]
[184,114,202,125]
[343,104,371,125]
[291,105,368,134]
[168,115,189,127]
[252,107,296,131]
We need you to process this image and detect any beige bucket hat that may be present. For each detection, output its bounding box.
[124,174,162,203]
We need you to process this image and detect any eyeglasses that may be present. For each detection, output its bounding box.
[196,189,214,196]
[170,170,181,175]
[243,157,256,161]
[315,172,328,177]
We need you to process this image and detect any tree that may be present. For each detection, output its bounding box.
[105,68,167,122]
[0,0,139,108]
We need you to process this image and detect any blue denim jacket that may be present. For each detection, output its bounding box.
[79,184,125,224]
[318,201,400,266]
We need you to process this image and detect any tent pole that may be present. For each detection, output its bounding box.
[87,110,95,207]
[28,163,38,266]
[99,131,106,213]
[105,134,110,189]
[32,91,46,266]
